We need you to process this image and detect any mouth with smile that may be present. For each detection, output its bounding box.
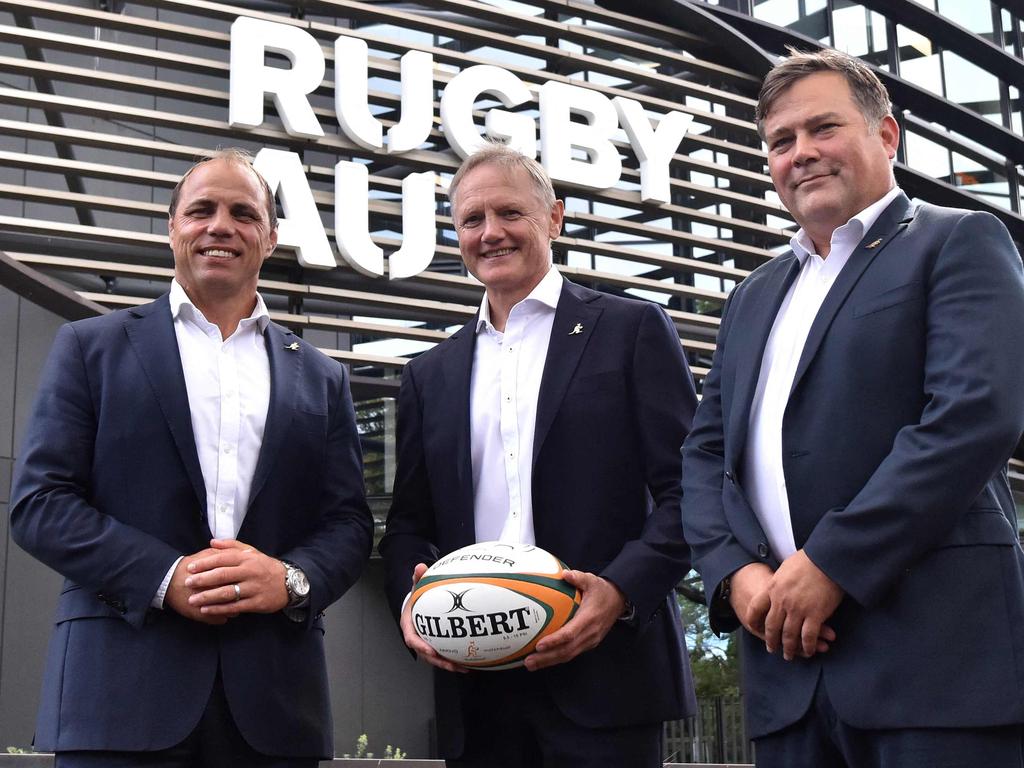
[479,247,517,260]
[795,171,836,189]
[198,246,239,259]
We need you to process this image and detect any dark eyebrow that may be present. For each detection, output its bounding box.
[231,201,260,216]
[766,111,845,143]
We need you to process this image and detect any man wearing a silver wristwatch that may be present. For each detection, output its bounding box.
[10,149,373,767]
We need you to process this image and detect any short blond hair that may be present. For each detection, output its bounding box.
[448,141,556,214]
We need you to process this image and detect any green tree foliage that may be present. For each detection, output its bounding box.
[677,571,741,700]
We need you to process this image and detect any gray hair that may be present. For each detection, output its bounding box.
[448,141,557,215]
[168,148,278,230]
[756,47,893,139]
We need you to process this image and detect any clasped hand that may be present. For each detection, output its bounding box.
[165,538,289,624]
[730,551,843,661]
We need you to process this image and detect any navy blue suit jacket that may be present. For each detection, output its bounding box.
[10,294,373,757]
[380,278,698,757]
[682,195,1024,738]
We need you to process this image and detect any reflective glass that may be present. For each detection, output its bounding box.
[951,152,1009,210]
[937,0,993,36]
[904,129,952,180]
[833,5,871,56]
[942,52,1002,125]
[897,27,943,97]
[753,0,800,26]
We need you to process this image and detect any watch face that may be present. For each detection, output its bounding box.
[286,565,310,598]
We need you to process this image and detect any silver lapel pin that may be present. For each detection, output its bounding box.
[285,341,300,351]
[569,322,584,335]
[865,238,883,249]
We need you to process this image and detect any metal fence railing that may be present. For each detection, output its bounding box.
[664,697,753,764]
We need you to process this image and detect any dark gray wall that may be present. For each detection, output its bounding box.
[0,285,435,758]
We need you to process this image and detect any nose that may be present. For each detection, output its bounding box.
[480,212,504,243]
[206,206,235,236]
[792,131,819,166]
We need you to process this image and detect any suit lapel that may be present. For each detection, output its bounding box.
[247,322,298,510]
[789,194,915,397]
[440,318,478,529]
[124,295,207,520]
[728,256,802,452]
[532,281,603,466]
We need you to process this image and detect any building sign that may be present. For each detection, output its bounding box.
[227,17,694,278]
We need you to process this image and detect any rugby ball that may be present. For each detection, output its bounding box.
[410,541,581,670]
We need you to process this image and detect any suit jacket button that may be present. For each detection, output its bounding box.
[757,543,769,558]
[725,471,735,483]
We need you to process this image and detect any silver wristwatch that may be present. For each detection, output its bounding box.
[282,561,310,608]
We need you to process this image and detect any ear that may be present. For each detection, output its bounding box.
[879,115,900,160]
[264,227,279,261]
[548,199,565,240]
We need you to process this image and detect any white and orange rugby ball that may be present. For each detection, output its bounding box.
[410,541,581,670]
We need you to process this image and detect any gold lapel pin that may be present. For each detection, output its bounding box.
[285,341,300,351]
[569,322,584,335]
[865,238,883,249]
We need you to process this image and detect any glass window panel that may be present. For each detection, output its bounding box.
[754,0,800,26]
[567,249,594,269]
[833,6,871,56]
[942,52,1002,124]
[937,0,993,36]
[904,129,952,180]
[897,28,943,97]
[950,153,1010,209]
[869,11,890,60]
[694,273,721,292]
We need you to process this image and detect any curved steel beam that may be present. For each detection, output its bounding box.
[596,1,1024,245]
[595,0,775,81]
[894,164,1024,245]
[696,4,1024,166]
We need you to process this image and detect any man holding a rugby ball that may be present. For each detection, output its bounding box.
[381,141,699,767]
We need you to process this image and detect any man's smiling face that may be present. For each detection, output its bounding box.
[452,162,564,306]
[168,158,278,309]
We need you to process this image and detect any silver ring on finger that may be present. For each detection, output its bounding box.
[233,583,241,602]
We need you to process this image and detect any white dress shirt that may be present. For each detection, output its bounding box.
[743,186,901,560]
[470,265,562,544]
[153,280,272,605]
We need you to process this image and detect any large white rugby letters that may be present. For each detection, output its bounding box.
[229,17,692,278]
[229,17,325,139]
[441,65,536,158]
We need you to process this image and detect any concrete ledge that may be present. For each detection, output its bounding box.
[0,756,750,767]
